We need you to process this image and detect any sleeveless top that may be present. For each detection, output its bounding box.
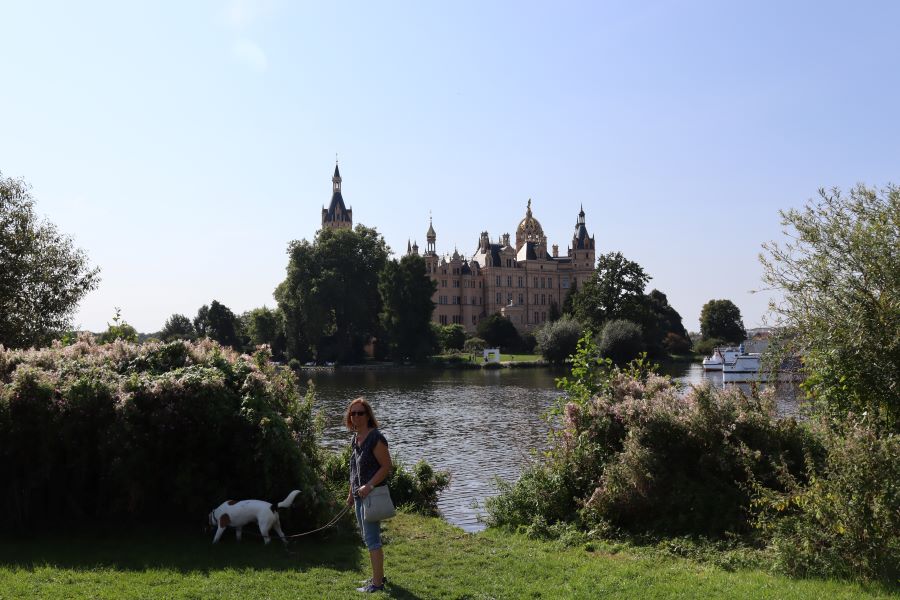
[350,428,389,494]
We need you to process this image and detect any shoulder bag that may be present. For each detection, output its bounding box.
[363,484,396,523]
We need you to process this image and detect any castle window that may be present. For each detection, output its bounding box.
[542,294,546,305]
[440,315,448,325]
[518,293,523,304]
[542,311,546,322]
[441,280,447,288]
[496,276,501,286]
[561,276,569,289]
[541,278,545,289]
[548,277,552,287]
[496,292,501,303]
[472,315,477,325]
[518,277,523,287]
[533,277,538,287]
[453,280,460,288]
[507,293,512,304]
[507,276,512,287]
[534,311,539,323]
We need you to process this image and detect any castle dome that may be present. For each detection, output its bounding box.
[516,198,544,239]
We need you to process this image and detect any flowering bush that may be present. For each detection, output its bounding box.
[485,334,817,537]
[753,419,900,581]
[0,336,329,532]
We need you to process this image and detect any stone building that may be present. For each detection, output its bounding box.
[321,164,352,230]
[409,199,596,333]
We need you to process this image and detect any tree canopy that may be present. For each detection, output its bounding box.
[476,313,521,351]
[194,300,241,349]
[761,184,900,430]
[160,313,195,341]
[572,252,651,331]
[379,254,438,361]
[275,225,389,363]
[0,172,100,348]
[699,299,746,343]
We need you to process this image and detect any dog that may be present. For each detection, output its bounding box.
[208,489,300,545]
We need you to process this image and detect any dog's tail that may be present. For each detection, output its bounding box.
[278,489,301,509]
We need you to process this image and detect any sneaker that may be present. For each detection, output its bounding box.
[359,576,388,586]
[356,582,385,593]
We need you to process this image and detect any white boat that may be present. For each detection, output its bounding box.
[722,344,768,382]
[702,346,740,371]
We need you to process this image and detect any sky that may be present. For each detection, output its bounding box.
[2,1,898,334]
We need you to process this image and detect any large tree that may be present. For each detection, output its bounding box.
[572,251,651,332]
[159,313,196,341]
[761,184,900,429]
[275,225,389,363]
[0,172,100,348]
[194,300,241,349]
[699,299,746,343]
[242,306,286,359]
[379,254,438,361]
[476,313,521,351]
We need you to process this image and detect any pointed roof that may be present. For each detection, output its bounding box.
[426,217,436,240]
[333,163,341,180]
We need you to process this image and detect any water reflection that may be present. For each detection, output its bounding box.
[308,364,801,532]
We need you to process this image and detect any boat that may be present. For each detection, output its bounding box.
[721,344,769,382]
[702,346,740,371]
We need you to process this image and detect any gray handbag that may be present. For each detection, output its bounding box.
[363,485,396,523]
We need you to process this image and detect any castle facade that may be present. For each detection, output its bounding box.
[410,199,596,334]
[320,165,596,334]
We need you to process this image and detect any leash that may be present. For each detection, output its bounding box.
[282,504,351,539]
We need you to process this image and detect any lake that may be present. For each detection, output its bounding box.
[308,362,800,532]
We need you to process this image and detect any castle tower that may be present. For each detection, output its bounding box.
[426,217,436,254]
[569,204,596,283]
[321,163,353,230]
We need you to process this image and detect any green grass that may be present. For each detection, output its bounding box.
[1,514,895,599]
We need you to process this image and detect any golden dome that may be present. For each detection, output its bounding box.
[516,199,545,240]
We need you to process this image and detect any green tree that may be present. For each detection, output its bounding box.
[572,252,651,332]
[379,254,438,361]
[97,307,138,343]
[194,300,241,349]
[0,172,100,348]
[761,184,900,429]
[535,315,583,364]
[597,319,644,364]
[699,299,746,343]
[438,324,466,352]
[476,313,521,350]
[644,289,690,356]
[242,306,286,359]
[159,313,195,341]
[275,225,389,363]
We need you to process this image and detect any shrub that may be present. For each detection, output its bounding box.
[485,334,817,538]
[692,337,725,356]
[596,319,644,364]
[321,446,450,516]
[535,316,584,364]
[476,313,521,351]
[463,336,487,353]
[438,324,466,352]
[0,337,330,532]
[753,419,900,581]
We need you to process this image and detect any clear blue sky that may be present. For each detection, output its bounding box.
[2,1,898,334]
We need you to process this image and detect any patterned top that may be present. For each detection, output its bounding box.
[350,429,389,494]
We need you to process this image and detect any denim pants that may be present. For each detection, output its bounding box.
[354,496,383,550]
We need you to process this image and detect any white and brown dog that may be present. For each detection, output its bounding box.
[208,490,300,545]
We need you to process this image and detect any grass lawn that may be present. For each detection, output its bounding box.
[1,513,895,599]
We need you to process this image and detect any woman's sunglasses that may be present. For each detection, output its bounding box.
[350,410,367,417]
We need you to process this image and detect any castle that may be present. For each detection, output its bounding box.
[321,165,596,334]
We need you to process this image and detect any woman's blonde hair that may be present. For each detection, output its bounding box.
[344,397,379,430]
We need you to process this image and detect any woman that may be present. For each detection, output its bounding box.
[345,397,392,593]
